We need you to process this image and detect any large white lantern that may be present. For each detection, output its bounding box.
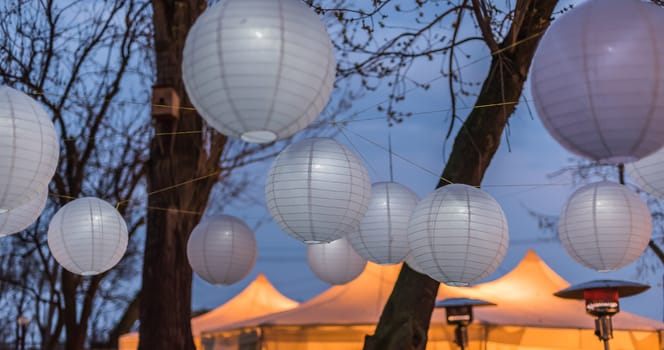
[182,0,336,143]
[408,184,509,286]
[265,138,371,243]
[530,0,664,163]
[47,197,128,276]
[559,181,651,271]
[348,182,419,265]
[0,86,59,211]
[626,148,664,199]
[187,215,257,285]
[307,237,366,285]
[0,188,47,236]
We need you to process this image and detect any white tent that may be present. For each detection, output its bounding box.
[118,273,298,350]
[200,251,663,350]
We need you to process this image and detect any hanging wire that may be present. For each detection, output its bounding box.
[388,127,394,182]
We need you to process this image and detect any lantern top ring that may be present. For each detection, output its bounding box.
[241,130,277,144]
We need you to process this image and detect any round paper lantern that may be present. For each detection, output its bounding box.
[626,147,664,199]
[407,184,509,286]
[182,0,336,143]
[187,215,257,285]
[0,188,47,236]
[405,253,426,275]
[307,237,366,285]
[265,137,371,244]
[530,0,664,163]
[348,182,419,265]
[0,86,59,211]
[559,181,651,271]
[47,197,128,276]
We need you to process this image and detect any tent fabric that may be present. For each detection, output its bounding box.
[118,273,298,350]
[201,250,664,350]
[431,250,663,330]
[205,262,402,331]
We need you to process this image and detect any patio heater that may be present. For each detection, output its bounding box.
[435,298,495,350]
[554,280,649,350]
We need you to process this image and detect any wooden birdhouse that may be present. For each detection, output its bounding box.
[151,86,180,120]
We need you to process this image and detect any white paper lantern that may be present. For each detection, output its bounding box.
[408,184,509,286]
[0,188,47,236]
[182,0,336,143]
[0,86,59,211]
[265,137,371,244]
[187,215,257,285]
[348,182,419,265]
[405,253,426,275]
[626,147,664,199]
[47,197,128,276]
[559,181,651,272]
[307,237,367,285]
[530,0,664,163]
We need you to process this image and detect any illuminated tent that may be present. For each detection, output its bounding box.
[200,251,663,350]
[118,274,298,350]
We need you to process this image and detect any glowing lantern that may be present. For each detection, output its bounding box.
[47,197,128,276]
[307,237,366,285]
[0,188,47,236]
[407,184,509,286]
[348,182,419,265]
[530,0,664,163]
[0,86,59,211]
[187,215,257,285]
[182,0,336,143]
[559,181,651,271]
[265,138,371,244]
[626,148,664,199]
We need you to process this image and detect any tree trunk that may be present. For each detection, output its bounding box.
[363,1,558,349]
[139,1,226,349]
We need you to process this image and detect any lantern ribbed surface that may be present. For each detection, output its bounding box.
[307,237,367,285]
[0,188,47,236]
[348,182,419,265]
[265,137,371,244]
[0,86,59,211]
[47,197,128,276]
[530,0,664,163]
[187,215,257,285]
[405,253,426,275]
[182,0,336,143]
[559,181,652,272]
[626,148,664,199]
[407,184,509,286]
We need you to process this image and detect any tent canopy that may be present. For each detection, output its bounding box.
[205,250,664,334]
[118,273,298,350]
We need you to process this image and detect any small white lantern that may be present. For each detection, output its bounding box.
[0,86,59,211]
[265,137,371,244]
[348,182,419,265]
[0,188,47,236]
[307,237,367,285]
[408,184,509,286]
[559,181,651,271]
[530,0,664,163]
[626,147,664,199]
[187,215,257,285]
[182,0,336,143]
[47,197,128,276]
